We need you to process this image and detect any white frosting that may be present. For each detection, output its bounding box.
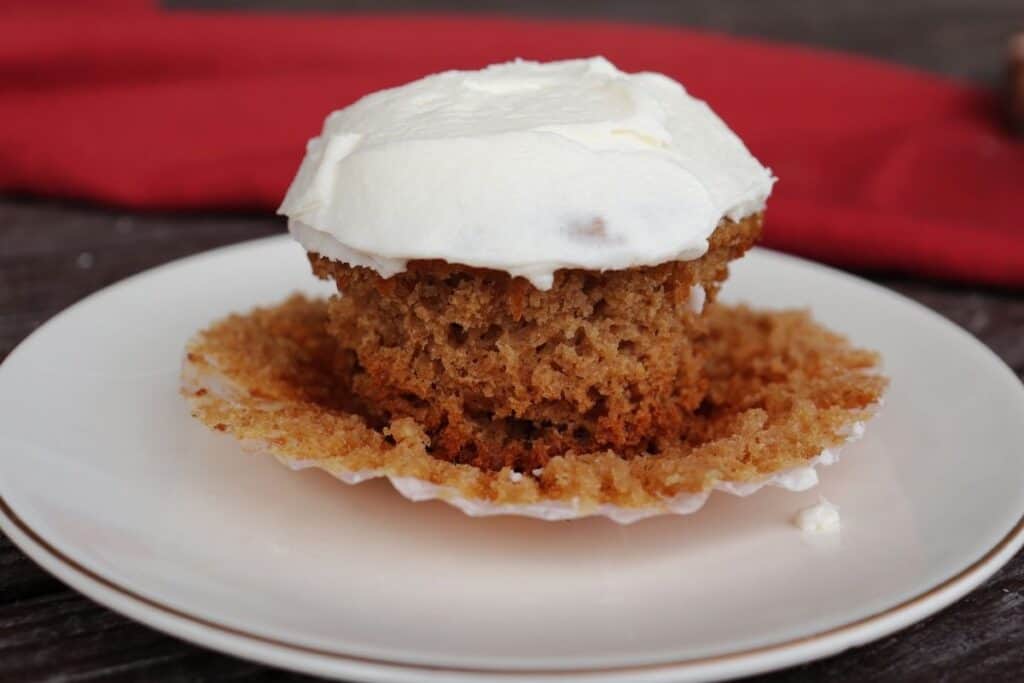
[280,57,775,290]
[794,497,842,534]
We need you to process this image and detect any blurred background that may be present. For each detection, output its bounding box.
[175,0,1021,84]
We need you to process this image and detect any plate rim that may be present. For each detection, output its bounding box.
[2,235,1023,682]
[2,495,1022,682]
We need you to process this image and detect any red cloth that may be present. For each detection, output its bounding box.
[2,2,1023,286]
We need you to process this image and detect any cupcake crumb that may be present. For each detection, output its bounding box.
[794,497,841,534]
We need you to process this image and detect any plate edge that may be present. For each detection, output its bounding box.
[2,494,1022,679]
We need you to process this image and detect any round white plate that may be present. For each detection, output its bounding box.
[1,237,1022,683]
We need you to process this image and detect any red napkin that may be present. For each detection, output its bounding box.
[2,1,1022,286]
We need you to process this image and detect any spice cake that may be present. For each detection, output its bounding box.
[182,57,886,521]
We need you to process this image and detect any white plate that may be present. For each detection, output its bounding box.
[1,237,1022,683]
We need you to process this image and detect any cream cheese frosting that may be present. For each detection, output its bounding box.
[794,497,842,534]
[280,57,775,290]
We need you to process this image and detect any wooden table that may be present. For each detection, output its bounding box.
[2,2,1022,680]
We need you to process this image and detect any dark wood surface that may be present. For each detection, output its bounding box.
[3,1,1024,681]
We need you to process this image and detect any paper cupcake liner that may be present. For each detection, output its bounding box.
[183,296,887,525]
[185,358,874,524]
[268,425,864,524]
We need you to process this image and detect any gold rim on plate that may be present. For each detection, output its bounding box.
[2,494,1022,677]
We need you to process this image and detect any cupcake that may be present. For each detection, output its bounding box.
[183,57,886,522]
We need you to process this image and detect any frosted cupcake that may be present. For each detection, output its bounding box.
[183,57,885,522]
[280,58,772,471]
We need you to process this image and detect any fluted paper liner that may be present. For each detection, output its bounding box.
[182,296,886,524]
